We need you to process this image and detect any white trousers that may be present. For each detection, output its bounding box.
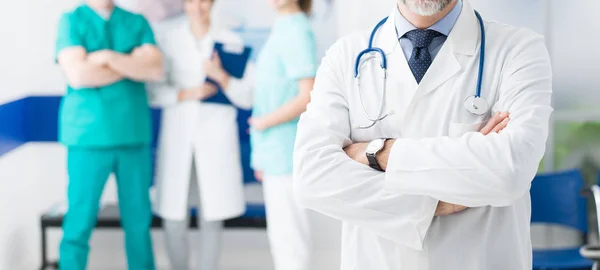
[263,175,313,270]
[164,217,223,270]
[163,162,223,270]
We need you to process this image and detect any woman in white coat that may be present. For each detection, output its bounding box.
[147,0,253,269]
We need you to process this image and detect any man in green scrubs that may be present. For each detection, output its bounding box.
[55,0,163,269]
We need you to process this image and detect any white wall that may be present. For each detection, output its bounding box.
[547,1,600,110]
[470,0,547,36]
[334,0,395,37]
[0,0,74,104]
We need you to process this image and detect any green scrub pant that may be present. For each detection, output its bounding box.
[59,146,156,270]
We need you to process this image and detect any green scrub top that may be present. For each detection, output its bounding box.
[55,5,156,147]
[251,13,317,175]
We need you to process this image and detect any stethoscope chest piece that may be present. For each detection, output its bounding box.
[464,95,489,115]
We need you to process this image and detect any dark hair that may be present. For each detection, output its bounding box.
[299,0,312,15]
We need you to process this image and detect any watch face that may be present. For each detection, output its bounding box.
[366,139,385,154]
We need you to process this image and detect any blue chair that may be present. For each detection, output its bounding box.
[531,169,594,270]
[579,172,600,270]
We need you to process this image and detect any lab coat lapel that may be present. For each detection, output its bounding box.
[375,8,419,92]
[371,7,419,124]
[178,20,214,83]
[412,1,480,101]
[373,8,401,56]
[414,46,461,100]
[180,22,201,59]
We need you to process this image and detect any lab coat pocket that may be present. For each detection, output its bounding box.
[448,121,486,138]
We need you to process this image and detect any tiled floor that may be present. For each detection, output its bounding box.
[86,250,340,270]
[42,230,341,270]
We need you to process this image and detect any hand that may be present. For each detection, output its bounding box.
[204,52,229,87]
[430,112,511,216]
[435,201,467,216]
[178,83,218,101]
[88,50,118,66]
[199,83,219,100]
[343,142,369,166]
[254,170,264,182]
[480,112,510,135]
[248,117,270,131]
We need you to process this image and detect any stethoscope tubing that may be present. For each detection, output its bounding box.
[354,10,486,129]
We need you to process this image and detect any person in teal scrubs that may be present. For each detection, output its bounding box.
[248,0,317,269]
[55,0,163,269]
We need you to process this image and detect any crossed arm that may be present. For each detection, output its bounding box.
[293,47,440,250]
[58,45,163,89]
[293,35,552,249]
[344,112,511,215]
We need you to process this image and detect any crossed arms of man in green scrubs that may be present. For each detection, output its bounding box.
[58,27,162,87]
[55,0,163,269]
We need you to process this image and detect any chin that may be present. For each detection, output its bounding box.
[95,0,114,7]
[403,0,453,16]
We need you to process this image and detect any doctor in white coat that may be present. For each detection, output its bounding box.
[147,0,253,269]
[294,0,552,269]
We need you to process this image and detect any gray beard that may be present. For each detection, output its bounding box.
[401,0,453,16]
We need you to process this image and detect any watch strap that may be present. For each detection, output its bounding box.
[366,152,383,171]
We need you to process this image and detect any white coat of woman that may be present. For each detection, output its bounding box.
[147,0,253,269]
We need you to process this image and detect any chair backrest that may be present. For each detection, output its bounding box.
[530,169,588,234]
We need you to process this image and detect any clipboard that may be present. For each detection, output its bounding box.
[204,42,252,105]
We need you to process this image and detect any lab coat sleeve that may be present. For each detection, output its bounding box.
[293,42,439,250]
[146,58,179,107]
[384,34,553,208]
[222,63,254,110]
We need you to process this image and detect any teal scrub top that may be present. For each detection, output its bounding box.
[251,13,317,175]
[55,5,156,147]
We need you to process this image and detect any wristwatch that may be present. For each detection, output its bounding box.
[365,138,387,171]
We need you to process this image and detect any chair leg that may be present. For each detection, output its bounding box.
[40,223,47,270]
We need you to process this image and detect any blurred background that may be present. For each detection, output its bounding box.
[1,0,599,269]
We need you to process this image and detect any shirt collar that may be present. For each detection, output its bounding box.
[96,9,113,20]
[395,0,463,38]
[82,4,121,22]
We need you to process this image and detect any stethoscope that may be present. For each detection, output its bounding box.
[354,11,488,129]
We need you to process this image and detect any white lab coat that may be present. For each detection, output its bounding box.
[148,16,253,221]
[294,2,552,270]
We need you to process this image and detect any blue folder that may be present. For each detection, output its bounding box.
[204,42,252,105]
